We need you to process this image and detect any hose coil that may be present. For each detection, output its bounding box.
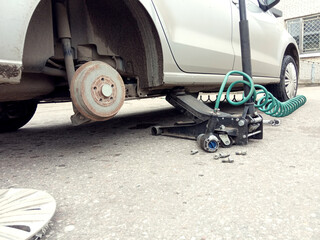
[214,71,307,117]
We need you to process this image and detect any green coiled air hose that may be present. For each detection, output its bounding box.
[214,70,307,117]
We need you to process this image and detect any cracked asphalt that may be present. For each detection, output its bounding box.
[0,86,319,240]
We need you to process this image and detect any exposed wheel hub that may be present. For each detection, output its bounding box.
[70,61,125,121]
[91,76,117,107]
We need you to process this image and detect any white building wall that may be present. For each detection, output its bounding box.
[300,61,320,84]
[276,0,320,20]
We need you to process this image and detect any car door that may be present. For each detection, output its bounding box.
[151,0,235,75]
[231,0,283,77]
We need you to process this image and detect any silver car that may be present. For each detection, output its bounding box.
[0,0,298,132]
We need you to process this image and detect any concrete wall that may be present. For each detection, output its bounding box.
[300,61,320,84]
[303,57,320,63]
[276,0,320,20]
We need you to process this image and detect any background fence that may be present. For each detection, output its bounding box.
[286,15,320,54]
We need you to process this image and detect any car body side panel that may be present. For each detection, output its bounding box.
[231,0,294,78]
[124,0,282,87]
[0,0,41,83]
[0,0,295,89]
[151,0,235,75]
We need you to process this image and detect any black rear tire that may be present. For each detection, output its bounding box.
[0,100,38,133]
[266,55,298,101]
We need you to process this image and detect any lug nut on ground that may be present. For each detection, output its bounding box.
[235,151,247,156]
[222,157,234,163]
[214,153,230,160]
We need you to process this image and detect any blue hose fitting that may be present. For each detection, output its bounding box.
[197,133,220,153]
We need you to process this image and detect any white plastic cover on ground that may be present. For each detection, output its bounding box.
[0,189,56,240]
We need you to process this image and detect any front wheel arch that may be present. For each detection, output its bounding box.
[266,55,298,101]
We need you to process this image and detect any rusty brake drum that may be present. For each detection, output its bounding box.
[70,61,125,121]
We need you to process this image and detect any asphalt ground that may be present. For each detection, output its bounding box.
[0,86,319,240]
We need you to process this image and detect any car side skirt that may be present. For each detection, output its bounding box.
[162,72,279,86]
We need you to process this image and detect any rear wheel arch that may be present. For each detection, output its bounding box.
[81,0,164,91]
[23,0,164,91]
[124,0,164,89]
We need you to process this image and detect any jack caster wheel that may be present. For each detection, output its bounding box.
[70,61,125,121]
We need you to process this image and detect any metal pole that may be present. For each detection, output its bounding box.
[238,0,255,114]
[311,62,315,83]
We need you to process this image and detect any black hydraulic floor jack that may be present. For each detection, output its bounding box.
[152,0,264,152]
